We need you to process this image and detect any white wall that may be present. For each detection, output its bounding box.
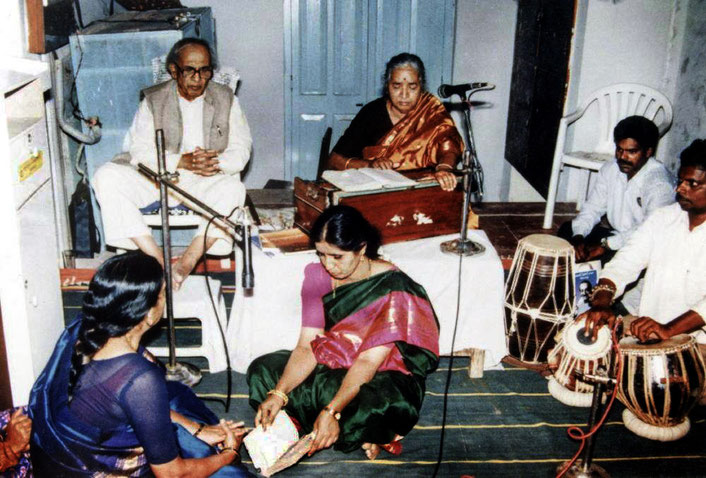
[0,0,27,58]
[174,0,693,199]
[667,0,706,162]
[450,0,532,202]
[557,0,686,201]
[182,0,285,188]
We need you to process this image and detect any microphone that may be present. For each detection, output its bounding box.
[242,224,255,294]
[437,82,493,98]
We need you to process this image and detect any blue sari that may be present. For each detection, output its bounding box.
[29,318,251,477]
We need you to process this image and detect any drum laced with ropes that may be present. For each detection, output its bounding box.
[616,334,706,441]
[547,318,612,407]
[504,234,575,364]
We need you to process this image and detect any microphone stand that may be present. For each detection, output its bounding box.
[141,130,254,397]
[440,87,492,257]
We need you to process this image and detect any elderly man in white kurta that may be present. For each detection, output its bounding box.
[582,140,706,361]
[93,38,252,288]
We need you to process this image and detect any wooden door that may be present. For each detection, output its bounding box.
[505,0,576,197]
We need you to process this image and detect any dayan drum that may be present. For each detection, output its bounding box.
[504,234,575,364]
[617,335,706,441]
[547,318,612,407]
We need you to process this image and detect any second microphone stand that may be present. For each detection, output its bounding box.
[440,86,493,257]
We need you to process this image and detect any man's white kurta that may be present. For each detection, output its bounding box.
[601,203,706,343]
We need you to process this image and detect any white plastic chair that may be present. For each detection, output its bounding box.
[542,83,673,229]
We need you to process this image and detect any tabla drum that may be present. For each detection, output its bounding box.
[616,335,706,441]
[504,234,575,364]
[548,319,612,407]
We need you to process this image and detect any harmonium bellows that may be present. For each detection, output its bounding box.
[293,173,464,245]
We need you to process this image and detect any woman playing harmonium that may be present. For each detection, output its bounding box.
[247,205,440,460]
[327,52,463,192]
[29,252,251,477]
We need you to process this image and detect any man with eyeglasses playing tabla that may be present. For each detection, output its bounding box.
[94,38,252,290]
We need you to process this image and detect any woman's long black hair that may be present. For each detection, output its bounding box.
[68,251,164,397]
[310,205,381,259]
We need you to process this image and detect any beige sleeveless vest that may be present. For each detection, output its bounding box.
[141,79,234,154]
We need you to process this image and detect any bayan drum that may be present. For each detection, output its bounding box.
[548,319,612,407]
[617,335,706,441]
[504,234,575,364]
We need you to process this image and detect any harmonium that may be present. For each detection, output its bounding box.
[294,171,468,245]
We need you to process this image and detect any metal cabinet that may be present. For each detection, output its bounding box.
[0,60,64,404]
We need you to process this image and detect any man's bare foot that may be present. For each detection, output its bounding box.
[171,259,189,291]
[362,443,381,460]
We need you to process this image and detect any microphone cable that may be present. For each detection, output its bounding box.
[431,250,467,477]
[197,203,242,412]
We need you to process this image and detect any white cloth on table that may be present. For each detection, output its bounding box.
[601,203,706,343]
[227,231,507,372]
[571,158,675,251]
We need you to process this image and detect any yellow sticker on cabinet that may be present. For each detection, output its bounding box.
[18,150,43,182]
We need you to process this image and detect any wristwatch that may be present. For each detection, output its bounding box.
[323,405,341,421]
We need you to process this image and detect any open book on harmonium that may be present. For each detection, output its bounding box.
[295,170,473,245]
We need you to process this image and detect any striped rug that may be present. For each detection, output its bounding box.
[62,284,706,477]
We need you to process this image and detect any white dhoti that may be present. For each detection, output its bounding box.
[93,162,245,256]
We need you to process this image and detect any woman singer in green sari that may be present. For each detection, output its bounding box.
[247,205,440,460]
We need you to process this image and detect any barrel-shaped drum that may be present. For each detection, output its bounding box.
[548,319,612,407]
[504,234,575,364]
[617,335,706,441]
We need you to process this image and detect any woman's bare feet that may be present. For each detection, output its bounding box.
[362,443,381,460]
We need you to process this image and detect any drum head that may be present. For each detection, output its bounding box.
[563,319,612,360]
[519,234,572,254]
[619,334,694,355]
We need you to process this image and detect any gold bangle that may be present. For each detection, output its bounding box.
[435,163,454,171]
[590,284,616,305]
[267,389,289,407]
[344,157,355,169]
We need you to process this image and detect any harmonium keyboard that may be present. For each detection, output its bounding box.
[294,171,468,245]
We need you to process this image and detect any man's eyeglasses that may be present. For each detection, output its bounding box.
[175,64,214,79]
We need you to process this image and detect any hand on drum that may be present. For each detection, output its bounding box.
[630,316,670,343]
[577,306,616,341]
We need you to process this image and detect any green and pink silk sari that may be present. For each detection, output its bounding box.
[247,263,439,452]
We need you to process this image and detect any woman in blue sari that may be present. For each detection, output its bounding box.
[29,251,251,477]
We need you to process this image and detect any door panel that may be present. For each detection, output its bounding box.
[289,0,368,180]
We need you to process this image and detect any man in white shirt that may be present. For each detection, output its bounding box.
[582,139,706,351]
[558,116,675,263]
[93,38,252,289]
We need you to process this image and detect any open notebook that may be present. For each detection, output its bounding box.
[243,410,315,476]
[322,168,416,192]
